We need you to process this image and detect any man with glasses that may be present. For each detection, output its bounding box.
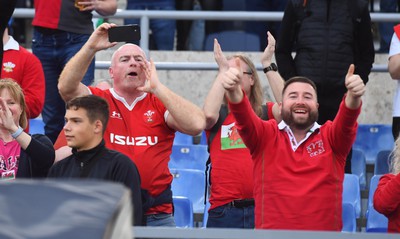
[202,32,283,228]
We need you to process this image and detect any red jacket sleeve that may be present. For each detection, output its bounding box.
[374,174,400,216]
[18,47,45,118]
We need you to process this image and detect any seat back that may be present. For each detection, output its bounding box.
[172,196,194,228]
[342,203,357,232]
[0,179,132,239]
[169,144,209,170]
[374,150,391,175]
[342,174,361,218]
[29,118,45,134]
[204,30,260,52]
[353,124,394,164]
[170,168,205,213]
[174,132,194,145]
[351,149,367,190]
[202,199,211,228]
[366,175,388,232]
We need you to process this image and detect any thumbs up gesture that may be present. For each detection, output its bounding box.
[222,58,244,103]
[345,64,365,109]
[345,64,366,98]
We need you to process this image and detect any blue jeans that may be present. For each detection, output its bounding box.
[124,2,175,50]
[146,213,176,227]
[206,204,255,228]
[379,0,398,52]
[32,29,94,143]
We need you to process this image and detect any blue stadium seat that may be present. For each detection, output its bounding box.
[173,196,194,228]
[342,203,357,232]
[342,174,361,218]
[169,144,209,170]
[204,30,260,52]
[374,150,391,175]
[353,124,394,164]
[351,149,367,190]
[202,199,211,228]
[199,130,207,145]
[170,168,205,213]
[366,175,388,233]
[174,132,193,145]
[29,118,45,134]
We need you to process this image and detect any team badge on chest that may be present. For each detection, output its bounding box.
[144,110,155,123]
[3,62,15,73]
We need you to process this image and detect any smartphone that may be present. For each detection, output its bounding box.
[108,25,141,43]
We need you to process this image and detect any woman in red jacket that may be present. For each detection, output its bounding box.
[373,135,400,233]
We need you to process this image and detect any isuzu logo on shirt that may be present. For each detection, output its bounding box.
[109,133,158,146]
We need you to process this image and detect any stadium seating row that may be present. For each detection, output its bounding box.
[171,172,389,232]
[29,119,390,231]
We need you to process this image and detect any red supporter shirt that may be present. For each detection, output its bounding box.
[32,0,94,34]
[207,102,274,210]
[89,87,175,214]
[2,37,45,119]
[374,174,400,233]
[229,95,360,230]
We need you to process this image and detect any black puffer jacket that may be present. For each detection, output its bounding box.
[276,0,374,96]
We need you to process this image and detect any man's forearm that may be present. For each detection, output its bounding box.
[154,84,205,135]
[58,44,96,101]
[95,0,117,16]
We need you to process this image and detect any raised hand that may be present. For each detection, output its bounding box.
[137,59,160,93]
[86,23,118,51]
[214,39,229,73]
[0,97,17,132]
[345,64,365,98]
[220,58,242,91]
[261,31,276,68]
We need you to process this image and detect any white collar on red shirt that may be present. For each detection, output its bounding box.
[278,121,321,151]
[4,36,19,51]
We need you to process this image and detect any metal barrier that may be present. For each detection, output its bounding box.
[132,226,398,239]
[96,61,388,73]
[12,9,394,72]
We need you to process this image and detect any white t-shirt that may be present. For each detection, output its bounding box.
[389,33,400,117]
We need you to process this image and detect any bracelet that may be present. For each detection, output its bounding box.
[11,126,24,139]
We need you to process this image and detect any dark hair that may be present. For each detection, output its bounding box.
[66,95,109,134]
[282,76,318,96]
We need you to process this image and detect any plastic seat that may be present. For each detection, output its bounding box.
[174,132,194,145]
[172,196,194,228]
[342,174,361,218]
[169,144,209,170]
[204,30,260,52]
[170,168,205,213]
[342,202,357,232]
[366,175,388,232]
[29,118,45,134]
[353,124,394,164]
[202,199,211,228]
[351,149,367,190]
[374,150,391,175]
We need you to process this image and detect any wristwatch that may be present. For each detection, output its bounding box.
[263,63,278,73]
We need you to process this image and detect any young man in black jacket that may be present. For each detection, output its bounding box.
[48,95,142,225]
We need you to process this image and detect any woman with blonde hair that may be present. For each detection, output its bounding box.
[373,136,400,233]
[0,79,54,179]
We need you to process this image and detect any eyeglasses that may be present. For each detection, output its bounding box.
[243,72,252,75]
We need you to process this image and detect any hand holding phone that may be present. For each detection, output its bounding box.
[108,25,141,43]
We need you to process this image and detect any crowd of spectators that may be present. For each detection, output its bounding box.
[8,0,397,52]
